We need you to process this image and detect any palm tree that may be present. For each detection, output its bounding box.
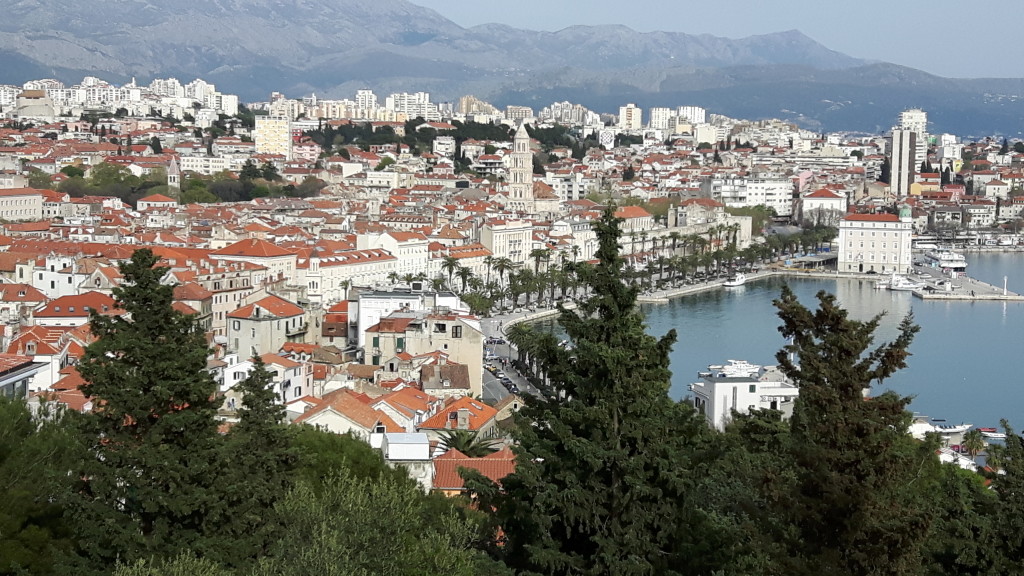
[440,255,459,290]
[483,255,495,286]
[455,265,473,293]
[492,257,515,288]
[436,429,498,458]
[529,247,551,274]
[668,231,681,255]
[962,429,986,462]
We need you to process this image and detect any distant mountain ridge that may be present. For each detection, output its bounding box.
[3,0,1024,134]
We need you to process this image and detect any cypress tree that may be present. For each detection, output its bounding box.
[215,356,297,564]
[66,248,223,572]
[772,287,935,576]
[471,207,706,575]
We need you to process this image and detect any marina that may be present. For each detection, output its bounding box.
[637,252,1024,430]
[523,251,1024,430]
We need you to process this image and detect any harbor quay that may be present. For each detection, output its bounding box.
[635,263,1024,303]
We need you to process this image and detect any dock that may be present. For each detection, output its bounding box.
[909,266,1024,301]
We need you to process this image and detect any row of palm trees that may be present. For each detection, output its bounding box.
[382,226,838,317]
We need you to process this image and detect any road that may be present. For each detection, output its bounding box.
[478,311,551,404]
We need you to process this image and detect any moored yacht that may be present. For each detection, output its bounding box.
[883,273,924,291]
[723,272,746,287]
[924,246,968,273]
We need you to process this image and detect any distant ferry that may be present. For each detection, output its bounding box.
[924,246,968,273]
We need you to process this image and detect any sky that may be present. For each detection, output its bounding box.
[410,0,1024,79]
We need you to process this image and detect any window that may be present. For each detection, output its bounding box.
[452,325,462,338]
[749,384,757,393]
[372,336,379,347]
[294,387,301,397]
[396,337,405,350]
[434,323,447,333]
[232,320,240,331]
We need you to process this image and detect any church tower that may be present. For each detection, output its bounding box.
[166,156,181,200]
[507,123,534,213]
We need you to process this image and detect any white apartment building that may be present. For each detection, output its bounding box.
[255,115,292,160]
[355,89,378,110]
[648,107,673,131]
[0,188,44,222]
[545,169,599,202]
[618,103,642,131]
[837,209,913,274]
[701,176,794,217]
[354,289,465,348]
[481,219,533,264]
[356,231,430,282]
[385,92,438,120]
[678,106,707,124]
[693,123,719,146]
[505,105,534,122]
[296,249,399,307]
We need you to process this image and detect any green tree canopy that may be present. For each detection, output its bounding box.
[471,207,708,575]
[772,286,933,575]
[66,248,224,572]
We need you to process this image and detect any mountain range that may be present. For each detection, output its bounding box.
[4,0,1024,135]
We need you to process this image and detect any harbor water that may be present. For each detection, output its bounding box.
[642,252,1024,429]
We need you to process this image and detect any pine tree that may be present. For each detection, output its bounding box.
[66,248,223,572]
[215,356,298,564]
[991,420,1024,574]
[470,207,707,575]
[772,287,935,576]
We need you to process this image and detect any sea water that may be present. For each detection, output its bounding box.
[639,253,1024,428]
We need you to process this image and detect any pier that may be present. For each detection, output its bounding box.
[908,266,1024,301]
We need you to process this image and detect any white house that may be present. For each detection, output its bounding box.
[689,360,798,431]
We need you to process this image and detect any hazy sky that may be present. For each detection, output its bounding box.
[411,0,1024,79]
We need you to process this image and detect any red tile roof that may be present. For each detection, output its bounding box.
[418,396,497,431]
[432,446,516,491]
[227,294,303,319]
[212,238,295,258]
[34,291,120,318]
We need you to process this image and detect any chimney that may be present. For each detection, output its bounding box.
[456,408,470,430]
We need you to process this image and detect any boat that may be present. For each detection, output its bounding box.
[924,246,968,273]
[978,427,1007,440]
[908,416,972,439]
[884,273,925,291]
[723,272,746,287]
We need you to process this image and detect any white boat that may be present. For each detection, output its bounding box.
[884,273,925,291]
[723,273,746,287]
[978,427,1007,440]
[908,417,972,439]
[924,247,968,272]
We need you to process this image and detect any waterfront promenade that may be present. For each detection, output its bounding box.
[635,265,1024,303]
